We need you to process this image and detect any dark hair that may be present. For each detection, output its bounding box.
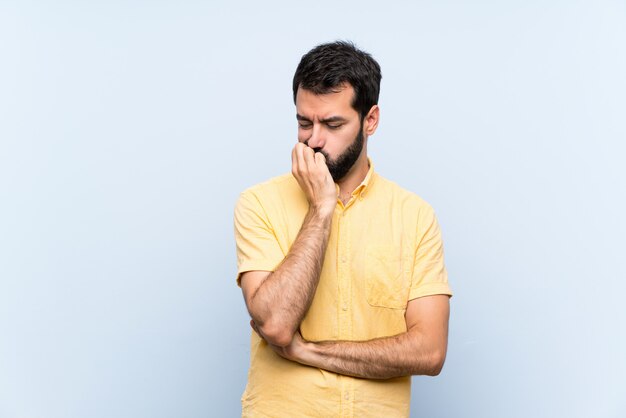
[292,41,382,120]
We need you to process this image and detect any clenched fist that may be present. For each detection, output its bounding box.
[291,143,337,215]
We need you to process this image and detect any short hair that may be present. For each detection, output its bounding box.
[292,41,382,119]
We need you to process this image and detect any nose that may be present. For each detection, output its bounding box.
[305,125,326,150]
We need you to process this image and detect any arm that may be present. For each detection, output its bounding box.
[267,294,450,379]
[241,144,336,347]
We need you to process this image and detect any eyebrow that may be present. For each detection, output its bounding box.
[296,114,348,123]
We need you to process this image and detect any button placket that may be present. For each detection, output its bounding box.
[337,211,349,337]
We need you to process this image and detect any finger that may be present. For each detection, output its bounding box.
[294,143,306,173]
[314,151,327,167]
[314,152,332,181]
[302,145,316,170]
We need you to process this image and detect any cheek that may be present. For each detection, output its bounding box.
[297,129,308,143]
[335,130,356,150]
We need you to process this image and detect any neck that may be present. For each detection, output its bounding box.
[335,152,369,200]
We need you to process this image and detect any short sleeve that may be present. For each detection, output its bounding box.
[233,190,285,287]
[408,206,453,300]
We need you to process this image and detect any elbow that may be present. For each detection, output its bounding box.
[264,330,294,348]
[425,350,446,376]
[427,364,444,377]
[257,321,294,347]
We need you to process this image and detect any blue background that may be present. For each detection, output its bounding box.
[1,1,625,417]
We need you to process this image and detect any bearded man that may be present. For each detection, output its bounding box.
[234,41,453,418]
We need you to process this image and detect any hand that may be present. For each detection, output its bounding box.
[250,319,308,363]
[291,143,336,214]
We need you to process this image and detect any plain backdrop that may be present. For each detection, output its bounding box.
[1,1,625,417]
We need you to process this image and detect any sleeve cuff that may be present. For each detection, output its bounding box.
[236,260,282,287]
[408,282,453,300]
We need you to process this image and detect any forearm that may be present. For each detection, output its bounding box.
[299,329,446,379]
[249,207,332,345]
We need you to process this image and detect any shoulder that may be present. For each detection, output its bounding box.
[238,173,298,201]
[235,173,303,215]
[372,174,442,239]
[373,173,436,215]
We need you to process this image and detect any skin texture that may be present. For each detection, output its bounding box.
[240,147,335,347]
[241,84,450,379]
[257,295,450,379]
[240,84,376,346]
[296,84,377,203]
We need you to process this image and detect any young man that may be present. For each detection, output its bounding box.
[234,41,452,417]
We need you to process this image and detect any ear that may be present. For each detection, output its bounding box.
[364,105,380,136]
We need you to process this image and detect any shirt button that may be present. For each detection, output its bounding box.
[340,256,347,263]
[344,392,350,400]
[342,304,348,311]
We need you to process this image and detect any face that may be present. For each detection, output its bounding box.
[295,85,366,182]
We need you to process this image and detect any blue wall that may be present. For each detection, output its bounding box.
[1,1,624,417]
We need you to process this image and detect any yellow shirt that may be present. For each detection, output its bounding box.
[234,162,452,418]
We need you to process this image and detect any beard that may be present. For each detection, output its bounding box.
[313,124,364,182]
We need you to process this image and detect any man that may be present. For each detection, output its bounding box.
[234,41,452,417]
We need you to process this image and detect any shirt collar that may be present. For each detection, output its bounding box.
[351,158,376,199]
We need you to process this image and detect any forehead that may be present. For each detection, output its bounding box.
[295,84,357,119]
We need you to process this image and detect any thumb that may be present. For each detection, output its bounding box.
[314,151,326,165]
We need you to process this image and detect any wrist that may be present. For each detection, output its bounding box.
[310,202,335,218]
[298,340,319,367]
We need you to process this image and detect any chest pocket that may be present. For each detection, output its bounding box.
[365,246,411,310]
